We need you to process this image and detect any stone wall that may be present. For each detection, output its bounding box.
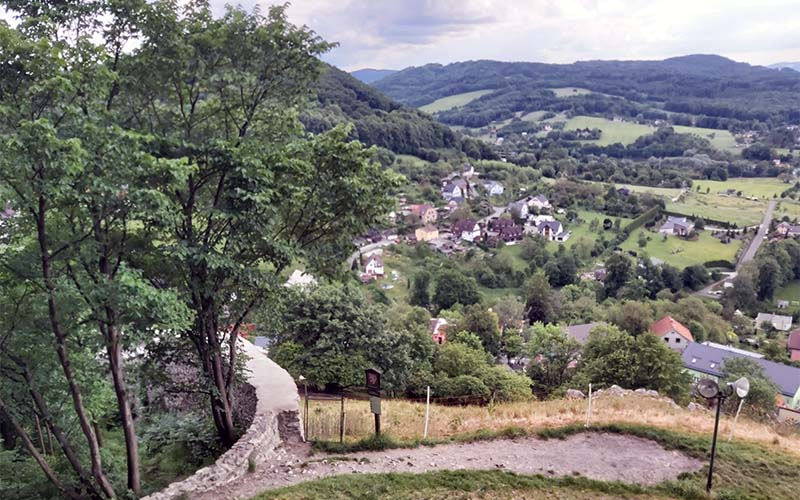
[143,340,302,500]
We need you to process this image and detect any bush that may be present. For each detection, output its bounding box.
[140,412,223,466]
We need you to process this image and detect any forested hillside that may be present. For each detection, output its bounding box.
[350,68,397,83]
[375,55,800,128]
[303,65,494,160]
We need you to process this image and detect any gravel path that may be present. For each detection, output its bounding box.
[196,432,703,499]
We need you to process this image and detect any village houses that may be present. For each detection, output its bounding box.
[659,216,695,236]
[453,219,481,242]
[407,203,438,225]
[429,318,448,345]
[415,225,439,242]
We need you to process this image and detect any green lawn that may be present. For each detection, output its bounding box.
[549,87,593,97]
[775,280,800,303]
[520,110,548,121]
[672,125,738,152]
[666,192,767,227]
[607,183,682,198]
[690,177,791,199]
[420,90,494,113]
[620,230,741,269]
[775,200,800,221]
[563,116,655,146]
[559,210,632,247]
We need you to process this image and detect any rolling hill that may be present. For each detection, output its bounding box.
[350,68,398,84]
[373,55,800,129]
[769,62,800,72]
[303,65,493,160]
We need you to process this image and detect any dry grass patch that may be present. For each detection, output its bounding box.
[303,395,800,459]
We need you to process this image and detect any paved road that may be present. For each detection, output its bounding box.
[345,239,397,269]
[695,200,776,298]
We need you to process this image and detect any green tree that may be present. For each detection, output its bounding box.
[637,231,648,248]
[575,325,691,402]
[433,270,481,310]
[409,271,432,308]
[524,273,557,324]
[271,285,417,391]
[756,257,780,301]
[462,305,502,356]
[681,265,710,291]
[526,323,581,397]
[604,254,633,298]
[721,358,781,420]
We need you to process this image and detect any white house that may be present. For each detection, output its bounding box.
[650,316,694,352]
[483,180,504,196]
[364,255,385,276]
[441,183,463,200]
[659,216,695,236]
[509,201,529,220]
[285,269,318,289]
[453,219,481,242]
[529,195,551,211]
[537,220,564,241]
[755,313,793,332]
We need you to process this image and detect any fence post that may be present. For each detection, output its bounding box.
[339,391,345,444]
[423,386,431,438]
[585,383,593,427]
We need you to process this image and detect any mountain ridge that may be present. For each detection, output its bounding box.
[350,68,398,84]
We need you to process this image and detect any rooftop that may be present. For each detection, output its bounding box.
[650,316,694,342]
[682,342,800,398]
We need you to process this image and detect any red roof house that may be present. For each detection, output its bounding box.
[650,316,693,352]
[429,318,448,345]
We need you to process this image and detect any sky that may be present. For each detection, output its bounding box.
[3,1,799,71]
[217,0,800,71]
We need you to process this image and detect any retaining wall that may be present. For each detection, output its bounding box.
[143,339,302,500]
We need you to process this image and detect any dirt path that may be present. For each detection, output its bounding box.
[196,433,703,499]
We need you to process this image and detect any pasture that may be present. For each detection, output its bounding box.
[549,86,593,97]
[666,192,767,227]
[775,200,800,221]
[775,279,800,304]
[690,177,790,199]
[420,89,494,113]
[620,230,741,269]
[563,116,654,145]
[673,125,738,152]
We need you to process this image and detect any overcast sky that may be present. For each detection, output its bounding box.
[222,0,800,71]
[4,1,799,71]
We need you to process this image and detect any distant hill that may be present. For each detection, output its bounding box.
[374,55,800,128]
[769,62,800,72]
[350,68,398,84]
[303,65,493,159]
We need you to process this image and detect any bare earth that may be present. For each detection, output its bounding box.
[195,433,703,499]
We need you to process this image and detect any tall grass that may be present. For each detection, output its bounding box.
[303,394,800,458]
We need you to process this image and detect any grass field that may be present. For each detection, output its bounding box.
[520,110,548,121]
[691,177,791,198]
[775,199,800,220]
[420,90,494,113]
[563,116,654,146]
[672,125,738,152]
[666,192,767,227]
[549,87,593,97]
[620,231,741,269]
[775,279,800,303]
[299,394,799,458]
[608,183,682,198]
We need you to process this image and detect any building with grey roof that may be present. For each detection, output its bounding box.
[682,342,800,410]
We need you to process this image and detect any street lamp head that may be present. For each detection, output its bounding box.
[298,375,306,382]
[730,377,749,399]
[697,378,720,399]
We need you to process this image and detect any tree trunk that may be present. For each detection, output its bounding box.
[34,196,116,499]
[207,325,237,448]
[0,399,85,500]
[106,324,141,494]
[0,411,16,450]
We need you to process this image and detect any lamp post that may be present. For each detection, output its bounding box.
[696,377,749,493]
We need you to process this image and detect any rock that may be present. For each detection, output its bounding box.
[566,389,586,400]
[687,402,707,412]
[607,385,627,396]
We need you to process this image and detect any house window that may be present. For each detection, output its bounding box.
[664,338,669,342]
[675,338,681,343]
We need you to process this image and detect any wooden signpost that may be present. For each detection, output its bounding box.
[365,368,382,435]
